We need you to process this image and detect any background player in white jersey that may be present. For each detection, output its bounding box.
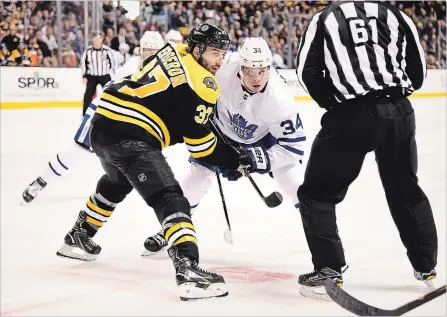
[143,37,306,254]
[21,31,165,204]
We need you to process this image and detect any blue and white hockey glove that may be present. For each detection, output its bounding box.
[240,146,271,174]
[219,147,270,181]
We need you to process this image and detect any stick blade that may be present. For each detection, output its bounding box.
[324,279,387,316]
[325,279,446,317]
[224,230,233,244]
[265,191,283,208]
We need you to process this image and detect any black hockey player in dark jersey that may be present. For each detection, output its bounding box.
[56,24,249,301]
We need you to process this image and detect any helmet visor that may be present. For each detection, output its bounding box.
[241,66,270,79]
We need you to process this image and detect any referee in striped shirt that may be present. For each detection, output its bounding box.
[81,31,116,115]
[295,0,437,290]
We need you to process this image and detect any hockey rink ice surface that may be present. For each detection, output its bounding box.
[1,98,446,316]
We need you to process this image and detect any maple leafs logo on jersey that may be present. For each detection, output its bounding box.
[203,77,218,91]
[227,111,258,140]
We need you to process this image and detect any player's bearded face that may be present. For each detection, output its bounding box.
[241,66,270,92]
[200,47,227,75]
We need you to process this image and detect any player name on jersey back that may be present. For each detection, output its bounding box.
[157,45,187,88]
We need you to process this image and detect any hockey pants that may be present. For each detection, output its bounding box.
[297,96,437,273]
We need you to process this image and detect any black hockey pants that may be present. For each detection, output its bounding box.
[89,125,199,261]
[297,95,437,273]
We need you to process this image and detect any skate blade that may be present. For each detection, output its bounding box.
[56,244,98,262]
[299,285,332,301]
[179,282,228,301]
[141,246,167,257]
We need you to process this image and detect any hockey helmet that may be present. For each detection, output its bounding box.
[140,31,164,50]
[238,37,272,68]
[165,29,183,43]
[187,23,230,55]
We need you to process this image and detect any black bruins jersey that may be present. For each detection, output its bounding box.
[92,42,240,169]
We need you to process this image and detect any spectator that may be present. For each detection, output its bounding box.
[25,26,34,41]
[62,41,77,67]
[272,50,286,69]
[10,38,31,66]
[104,35,112,47]
[16,24,25,40]
[35,29,52,66]
[111,26,129,51]
[116,42,131,66]
[72,29,85,63]
[105,27,114,39]
[2,23,20,51]
[0,43,12,65]
[27,33,43,66]
[42,25,58,54]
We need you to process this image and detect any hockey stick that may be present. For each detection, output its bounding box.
[209,118,283,208]
[324,278,446,316]
[215,171,233,244]
[242,169,283,208]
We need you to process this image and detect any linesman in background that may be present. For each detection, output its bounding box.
[81,31,116,115]
[295,0,438,299]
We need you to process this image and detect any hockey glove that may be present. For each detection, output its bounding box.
[220,169,243,181]
[219,147,270,181]
[239,146,271,174]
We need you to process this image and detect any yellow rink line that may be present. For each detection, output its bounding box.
[0,92,446,109]
[0,101,82,109]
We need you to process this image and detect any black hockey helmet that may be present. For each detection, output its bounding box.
[187,23,230,55]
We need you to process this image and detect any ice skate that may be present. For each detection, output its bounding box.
[414,269,437,289]
[141,229,168,256]
[168,245,228,301]
[298,267,343,301]
[21,177,47,204]
[56,211,101,261]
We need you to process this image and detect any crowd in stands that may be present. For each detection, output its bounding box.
[1,0,445,69]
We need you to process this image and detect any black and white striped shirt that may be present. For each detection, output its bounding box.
[296,1,426,108]
[81,45,116,77]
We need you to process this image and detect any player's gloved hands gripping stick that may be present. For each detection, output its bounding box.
[221,146,270,181]
[209,117,283,208]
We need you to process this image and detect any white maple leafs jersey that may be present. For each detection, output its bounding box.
[110,55,141,81]
[214,62,306,172]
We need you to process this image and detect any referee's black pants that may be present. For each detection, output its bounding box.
[83,74,111,115]
[297,95,437,274]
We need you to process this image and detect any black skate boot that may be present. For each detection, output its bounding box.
[298,267,343,300]
[168,245,228,301]
[414,269,437,289]
[21,177,47,204]
[56,211,101,261]
[141,229,168,256]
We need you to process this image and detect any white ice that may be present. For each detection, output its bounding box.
[1,98,446,316]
